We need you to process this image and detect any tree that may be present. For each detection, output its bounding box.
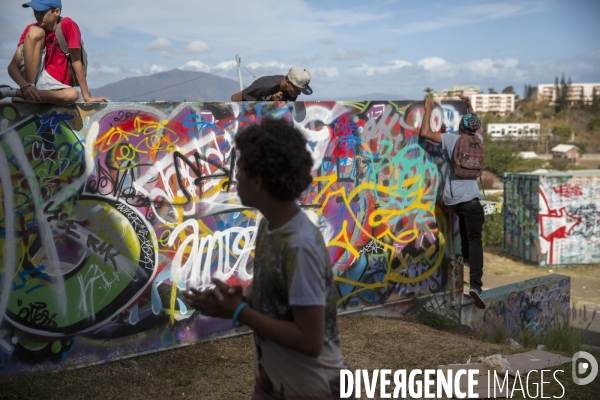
[554,72,571,112]
[523,84,536,100]
[424,87,434,98]
[591,89,600,113]
[552,124,574,139]
[502,86,515,94]
[483,141,519,175]
[488,87,497,94]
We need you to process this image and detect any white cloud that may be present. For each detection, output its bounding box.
[350,60,412,76]
[213,60,238,71]
[140,60,170,75]
[333,49,366,61]
[464,58,520,77]
[185,40,210,54]
[313,67,339,78]
[418,57,447,70]
[146,37,173,51]
[88,65,123,74]
[180,60,211,72]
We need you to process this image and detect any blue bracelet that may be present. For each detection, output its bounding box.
[232,302,249,327]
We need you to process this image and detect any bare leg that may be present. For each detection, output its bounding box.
[15,87,80,105]
[22,26,45,84]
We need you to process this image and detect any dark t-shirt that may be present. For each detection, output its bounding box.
[241,75,297,101]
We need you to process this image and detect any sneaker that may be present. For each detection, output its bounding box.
[457,256,470,268]
[0,84,16,100]
[468,286,486,309]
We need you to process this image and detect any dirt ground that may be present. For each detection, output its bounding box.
[1,247,599,399]
[2,315,598,400]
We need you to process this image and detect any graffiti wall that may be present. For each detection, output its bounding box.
[0,100,467,376]
[539,172,600,265]
[463,274,570,335]
[504,171,600,266]
[504,173,541,264]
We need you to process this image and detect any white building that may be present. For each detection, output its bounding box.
[487,123,540,140]
[432,85,480,102]
[519,151,539,159]
[537,82,600,105]
[468,93,515,115]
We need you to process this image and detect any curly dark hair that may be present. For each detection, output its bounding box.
[234,118,314,201]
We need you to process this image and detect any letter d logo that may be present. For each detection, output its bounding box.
[572,351,598,385]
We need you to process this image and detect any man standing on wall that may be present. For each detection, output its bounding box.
[419,95,487,309]
[0,0,109,104]
[231,66,313,101]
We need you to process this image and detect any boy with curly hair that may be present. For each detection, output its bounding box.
[183,118,351,399]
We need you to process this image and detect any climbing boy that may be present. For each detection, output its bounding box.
[0,0,108,104]
[183,118,351,399]
[419,95,486,309]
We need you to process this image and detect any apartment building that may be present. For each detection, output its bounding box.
[468,93,515,116]
[431,85,480,102]
[537,82,600,105]
[487,123,540,140]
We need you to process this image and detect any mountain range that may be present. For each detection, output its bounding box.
[90,69,240,102]
[90,69,407,102]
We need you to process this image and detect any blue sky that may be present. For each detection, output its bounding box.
[1,0,599,100]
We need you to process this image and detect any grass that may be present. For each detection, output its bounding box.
[483,317,512,344]
[512,325,540,348]
[408,298,461,331]
[0,315,598,399]
[541,305,597,353]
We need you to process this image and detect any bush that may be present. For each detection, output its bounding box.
[549,158,570,171]
[552,123,574,139]
[541,107,555,118]
[483,213,503,247]
[540,305,596,353]
[483,194,503,247]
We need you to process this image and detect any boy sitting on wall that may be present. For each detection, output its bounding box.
[0,0,108,104]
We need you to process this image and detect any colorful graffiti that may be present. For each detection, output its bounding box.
[505,171,600,266]
[464,274,571,335]
[0,100,467,376]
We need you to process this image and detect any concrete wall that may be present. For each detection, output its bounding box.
[504,171,600,266]
[463,274,571,335]
[0,100,468,376]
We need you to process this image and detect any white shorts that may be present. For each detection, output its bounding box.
[18,44,71,91]
[36,70,71,91]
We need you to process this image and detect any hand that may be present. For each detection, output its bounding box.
[83,95,110,103]
[458,94,471,104]
[271,91,284,101]
[424,96,434,111]
[21,85,42,102]
[182,279,244,319]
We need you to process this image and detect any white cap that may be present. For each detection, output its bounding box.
[286,67,313,95]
